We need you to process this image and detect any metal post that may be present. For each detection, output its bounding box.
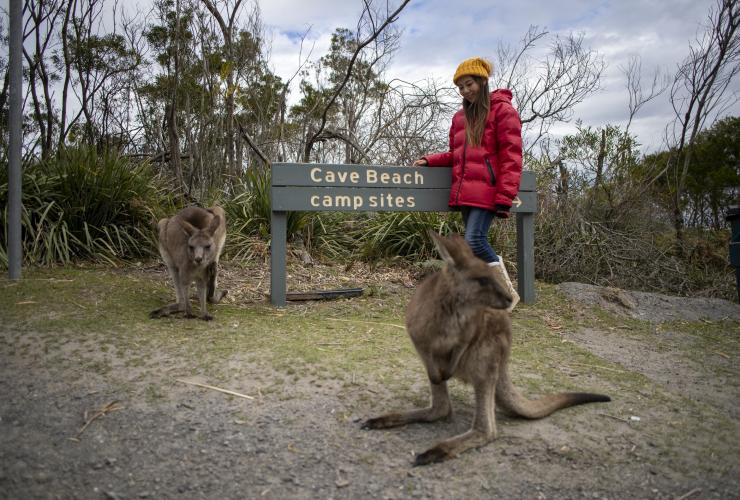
[7,0,23,279]
[726,207,740,303]
[516,212,536,304]
[270,211,287,307]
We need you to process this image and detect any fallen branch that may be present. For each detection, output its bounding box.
[74,400,124,439]
[597,412,630,423]
[675,488,701,500]
[176,379,254,400]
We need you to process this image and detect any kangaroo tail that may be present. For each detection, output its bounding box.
[496,370,610,419]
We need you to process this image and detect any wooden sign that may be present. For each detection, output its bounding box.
[270,163,537,306]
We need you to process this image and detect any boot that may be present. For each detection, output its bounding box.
[488,259,520,312]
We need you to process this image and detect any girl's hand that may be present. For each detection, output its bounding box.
[413,158,428,166]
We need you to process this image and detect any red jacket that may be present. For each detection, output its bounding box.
[425,89,523,213]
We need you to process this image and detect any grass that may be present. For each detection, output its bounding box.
[1,263,737,480]
[0,265,416,387]
[1,265,734,392]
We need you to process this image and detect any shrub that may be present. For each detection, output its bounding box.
[351,211,466,261]
[0,146,170,266]
[222,168,312,260]
[534,189,735,300]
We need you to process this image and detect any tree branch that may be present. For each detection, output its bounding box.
[302,0,411,162]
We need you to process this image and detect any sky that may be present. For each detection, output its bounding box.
[258,0,739,154]
[3,0,735,154]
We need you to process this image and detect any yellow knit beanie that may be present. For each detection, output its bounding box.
[453,57,493,84]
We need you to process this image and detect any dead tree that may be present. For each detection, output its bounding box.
[494,26,605,153]
[667,0,739,247]
[621,54,669,134]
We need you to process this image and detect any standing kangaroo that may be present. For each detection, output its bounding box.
[363,231,610,466]
[149,206,227,321]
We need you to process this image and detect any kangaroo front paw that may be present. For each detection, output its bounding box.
[414,445,452,466]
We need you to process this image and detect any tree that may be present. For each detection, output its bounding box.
[684,116,740,229]
[144,0,198,193]
[620,54,669,135]
[300,0,411,163]
[199,0,244,175]
[24,0,65,159]
[665,0,739,247]
[493,26,605,153]
[555,122,642,223]
[63,0,142,148]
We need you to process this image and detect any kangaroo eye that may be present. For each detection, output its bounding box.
[204,245,211,250]
[188,245,195,251]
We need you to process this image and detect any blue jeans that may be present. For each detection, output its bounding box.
[461,207,499,264]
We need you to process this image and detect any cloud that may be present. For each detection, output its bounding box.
[261,0,740,151]
[260,0,361,32]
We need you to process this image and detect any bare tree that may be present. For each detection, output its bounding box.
[493,26,605,153]
[620,55,669,134]
[301,0,411,163]
[667,0,739,246]
[274,26,315,163]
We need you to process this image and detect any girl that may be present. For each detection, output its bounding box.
[414,57,522,311]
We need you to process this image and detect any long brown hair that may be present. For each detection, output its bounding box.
[463,76,490,147]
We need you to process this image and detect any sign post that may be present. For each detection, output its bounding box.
[270,163,537,306]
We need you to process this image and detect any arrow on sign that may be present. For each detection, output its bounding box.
[512,196,522,207]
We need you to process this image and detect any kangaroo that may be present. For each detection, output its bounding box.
[149,206,227,321]
[363,231,610,466]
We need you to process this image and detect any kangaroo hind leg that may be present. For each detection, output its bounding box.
[414,375,497,466]
[363,381,452,430]
[150,265,187,319]
[206,262,227,304]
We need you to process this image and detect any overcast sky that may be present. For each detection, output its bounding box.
[260,0,739,154]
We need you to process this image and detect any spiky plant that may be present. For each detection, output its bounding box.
[0,146,170,266]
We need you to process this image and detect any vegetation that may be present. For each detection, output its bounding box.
[1,0,738,300]
[0,146,170,266]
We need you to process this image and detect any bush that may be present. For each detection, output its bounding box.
[0,146,171,266]
[534,189,735,300]
[350,211,466,261]
[222,168,313,260]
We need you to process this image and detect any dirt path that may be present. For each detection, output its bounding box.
[1,267,738,499]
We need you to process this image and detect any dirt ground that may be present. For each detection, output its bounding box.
[0,264,738,500]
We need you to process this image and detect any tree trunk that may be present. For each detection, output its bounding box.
[595,128,606,189]
[557,160,569,202]
[58,0,74,150]
[166,101,185,194]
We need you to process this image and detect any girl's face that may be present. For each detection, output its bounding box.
[456,76,480,103]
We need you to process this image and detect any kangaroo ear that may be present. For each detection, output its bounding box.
[180,219,197,236]
[207,214,221,234]
[429,231,473,268]
[429,230,456,266]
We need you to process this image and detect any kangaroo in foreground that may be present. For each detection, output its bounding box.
[363,231,610,466]
[149,206,227,321]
